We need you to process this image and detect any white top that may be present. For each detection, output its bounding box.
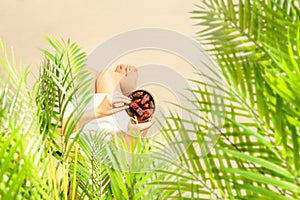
[83,93,119,135]
[67,93,130,140]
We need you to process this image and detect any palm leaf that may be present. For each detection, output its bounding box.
[151,1,300,199]
[0,38,51,199]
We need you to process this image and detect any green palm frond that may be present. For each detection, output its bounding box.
[76,132,106,199]
[0,39,51,199]
[35,37,94,198]
[36,37,93,156]
[78,129,164,200]
[0,37,94,199]
[151,0,300,199]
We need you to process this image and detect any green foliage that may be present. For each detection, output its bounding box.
[35,37,93,199]
[77,130,163,200]
[0,37,93,199]
[0,39,50,199]
[156,0,300,199]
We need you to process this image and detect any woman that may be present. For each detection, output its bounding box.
[76,64,153,149]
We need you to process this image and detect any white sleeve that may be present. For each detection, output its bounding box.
[82,93,121,137]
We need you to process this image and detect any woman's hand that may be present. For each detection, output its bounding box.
[95,94,131,118]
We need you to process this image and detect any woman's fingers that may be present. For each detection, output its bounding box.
[112,101,131,107]
[111,93,132,109]
[115,95,131,101]
[101,93,132,115]
[112,95,131,104]
[112,104,129,114]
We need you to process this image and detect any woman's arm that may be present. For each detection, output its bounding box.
[78,94,131,128]
[77,107,97,128]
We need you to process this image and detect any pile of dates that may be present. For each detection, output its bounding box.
[126,90,155,122]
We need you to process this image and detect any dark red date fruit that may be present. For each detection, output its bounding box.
[129,102,143,116]
[135,107,144,116]
[143,103,149,109]
[127,90,155,122]
[130,102,140,110]
[134,98,142,104]
[133,91,143,98]
[143,109,151,119]
[141,94,150,105]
